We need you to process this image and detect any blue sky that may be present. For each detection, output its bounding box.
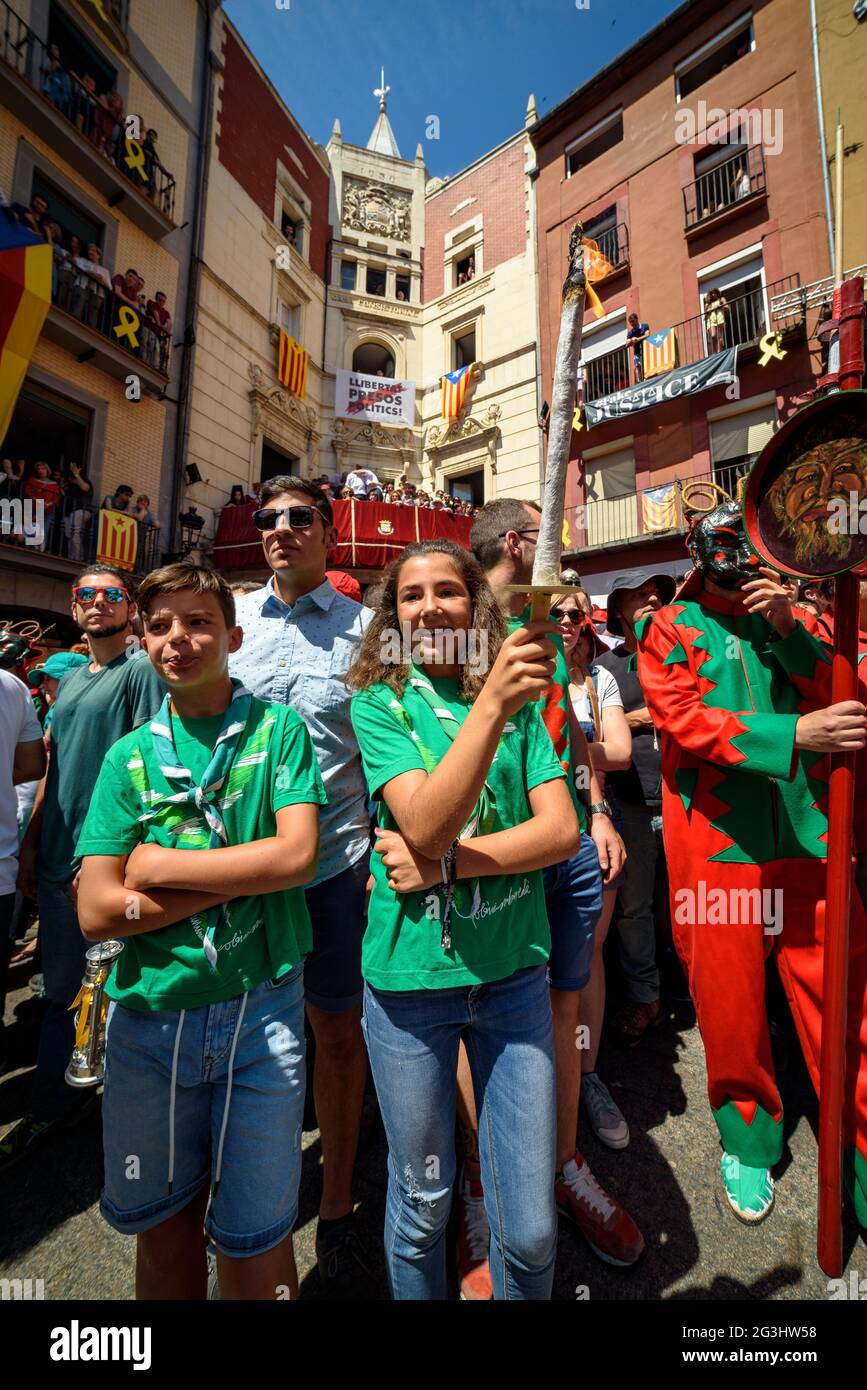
[224,0,681,178]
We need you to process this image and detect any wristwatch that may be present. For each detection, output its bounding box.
[590,800,613,818]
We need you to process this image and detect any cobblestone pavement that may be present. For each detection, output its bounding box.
[1,951,864,1302]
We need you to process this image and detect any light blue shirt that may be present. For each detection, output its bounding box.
[229,577,373,886]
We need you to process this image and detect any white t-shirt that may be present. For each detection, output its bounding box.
[0,670,42,895]
[570,665,623,737]
[345,469,379,498]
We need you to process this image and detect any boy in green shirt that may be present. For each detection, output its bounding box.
[76,563,326,1301]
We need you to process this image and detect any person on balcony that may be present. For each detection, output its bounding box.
[72,244,112,330]
[627,313,650,384]
[102,484,134,513]
[144,291,172,372]
[24,462,62,552]
[704,288,729,353]
[133,495,160,531]
[40,44,72,117]
[91,91,124,161]
[226,485,252,507]
[62,463,93,562]
[69,71,100,140]
[345,466,381,500]
[731,163,751,202]
[54,233,83,311]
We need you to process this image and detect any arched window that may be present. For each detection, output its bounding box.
[352,342,395,378]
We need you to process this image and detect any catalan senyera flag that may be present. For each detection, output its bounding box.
[641,483,678,533]
[97,509,138,572]
[441,362,477,420]
[581,236,614,321]
[0,218,52,445]
[642,327,678,379]
[278,329,308,398]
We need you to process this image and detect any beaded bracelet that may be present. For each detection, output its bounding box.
[439,840,459,951]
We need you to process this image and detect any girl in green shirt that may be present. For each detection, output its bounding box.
[347,539,580,1299]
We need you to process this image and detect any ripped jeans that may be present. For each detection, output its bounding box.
[362,964,557,1300]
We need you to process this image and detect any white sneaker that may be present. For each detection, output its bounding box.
[581,1071,630,1149]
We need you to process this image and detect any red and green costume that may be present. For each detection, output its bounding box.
[637,590,867,1223]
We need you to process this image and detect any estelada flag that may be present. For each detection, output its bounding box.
[278,329,308,398]
[97,509,138,572]
[642,327,678,379]
[441,362,477,419]
[0,218,52,445]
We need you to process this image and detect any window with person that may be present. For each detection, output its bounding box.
[366,266,387,297]
[676,19,754,100]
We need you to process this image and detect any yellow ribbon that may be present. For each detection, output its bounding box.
[124,138,148,180]
[114,305,140,348]
[572,405,583,433]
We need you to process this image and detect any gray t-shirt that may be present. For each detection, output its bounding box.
[38,649,165,884]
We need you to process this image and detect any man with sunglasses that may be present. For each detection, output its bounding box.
[2,565,164,1171]
[229,475,374,1296]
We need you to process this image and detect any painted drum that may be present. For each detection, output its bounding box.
[743,390,867,579]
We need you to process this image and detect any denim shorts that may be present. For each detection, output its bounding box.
[304,853,368,1013]
[100,965,306,1257]
[542,832,604,991]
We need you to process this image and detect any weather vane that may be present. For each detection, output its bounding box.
[373,67,390,112]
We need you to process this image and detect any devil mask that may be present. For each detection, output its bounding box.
[686,502,761,589]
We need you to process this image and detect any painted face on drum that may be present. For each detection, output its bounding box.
[688,502,761,589]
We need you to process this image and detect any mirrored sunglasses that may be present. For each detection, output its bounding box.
[252,505,317,532]
[73,586,129,604]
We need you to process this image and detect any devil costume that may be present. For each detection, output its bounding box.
[636,502,867,1223]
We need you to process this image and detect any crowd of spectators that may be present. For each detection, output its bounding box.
[224,473,478,517]
[0,460,159,558]
[38,40,174,214]
[4,192,173,371]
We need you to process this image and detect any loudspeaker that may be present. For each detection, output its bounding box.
[184,463,202,486]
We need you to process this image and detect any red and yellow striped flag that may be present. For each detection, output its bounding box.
[278,329,308,398]
[97,510,138,572]
[0,220,52,444]
[441,362,477,420]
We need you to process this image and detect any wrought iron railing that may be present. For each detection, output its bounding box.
[683,143,766,231]
[50,257,172,374]
[575,463,759,551]
[586,221,630,272]
[0,0,176,219]
[0,482,160,575]
[581,274,804,402]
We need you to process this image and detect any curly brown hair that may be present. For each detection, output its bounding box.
[345,540,506,701]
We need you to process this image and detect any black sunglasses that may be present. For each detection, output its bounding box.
[496,525,540,539]
[253,504,321,533]
[552,608,586,624]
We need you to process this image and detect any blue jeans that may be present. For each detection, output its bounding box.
[33,878,89,1120]
[362,964,557,1300]
[101,966,306,1256]
[542,832,603,990]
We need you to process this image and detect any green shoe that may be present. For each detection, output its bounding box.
[720,1152,775,1224]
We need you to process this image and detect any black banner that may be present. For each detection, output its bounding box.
[584,347,738,428]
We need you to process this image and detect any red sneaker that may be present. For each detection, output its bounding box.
[455,1167,493,1300]
[555,1150,645,1266]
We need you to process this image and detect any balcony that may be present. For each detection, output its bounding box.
[0,486,161,578]
[576,462,754,553]
[0,0,176,238]
[586,221,630,276]
[683,144,766,234]
[582,274,805,403]
[40,261,171,394]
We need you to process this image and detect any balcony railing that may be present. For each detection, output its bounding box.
[683,144,766,232]
[50,259,172,376]
[0,0,176,221]
[582,274,804,402]
[586,221,630,273]
[584,345,631,402]
[576,463,757,552]
[0,484,160,576]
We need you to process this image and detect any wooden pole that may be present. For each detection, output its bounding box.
[817,273,865,1277]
